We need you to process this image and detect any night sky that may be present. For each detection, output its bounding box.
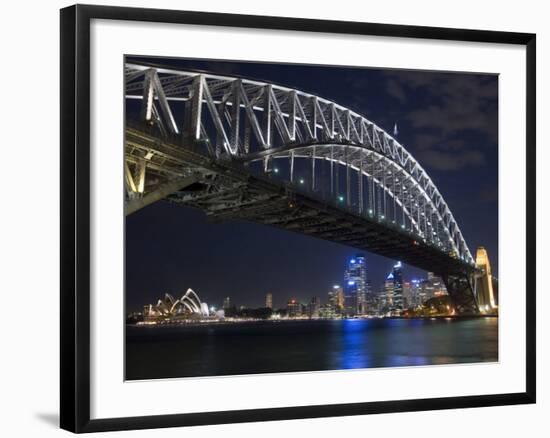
[126,56,498,311]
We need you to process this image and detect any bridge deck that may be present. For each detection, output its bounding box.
[126,127,474,276]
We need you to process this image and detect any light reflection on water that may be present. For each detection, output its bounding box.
[338,319,373,369]
[126,317,498,380]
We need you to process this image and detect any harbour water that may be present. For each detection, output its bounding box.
[125,317,498,380]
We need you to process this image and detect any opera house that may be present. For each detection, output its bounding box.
[143,288,210,321]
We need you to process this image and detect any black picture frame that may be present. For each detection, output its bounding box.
[60,4,536,433]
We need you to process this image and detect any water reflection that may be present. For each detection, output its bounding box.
[339,319,373,369]
[126,317,498,380]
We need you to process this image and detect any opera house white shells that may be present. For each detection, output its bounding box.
[143,289,210,319]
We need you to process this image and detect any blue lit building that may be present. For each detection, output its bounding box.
[343,254,369,315]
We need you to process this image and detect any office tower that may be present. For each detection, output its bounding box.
[384,272,394,309]
[392,261,403,310]
[402,281,412,309]
[344,254,368,315]
[307,296,320,318]
[410,278,422,307]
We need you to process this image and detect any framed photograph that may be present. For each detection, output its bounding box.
[60,4,536,433]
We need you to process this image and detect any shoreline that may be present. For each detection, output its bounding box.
[127,314,498,328]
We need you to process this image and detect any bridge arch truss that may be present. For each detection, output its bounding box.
[125,62,474,267]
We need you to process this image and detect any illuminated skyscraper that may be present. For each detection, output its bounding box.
[383,272,394,309]
[410,278,423,307]
[265,293,273,309]
[344,254,368,315]
[402,281,412,308]
[392,262,404,310]
[328,285,344,314]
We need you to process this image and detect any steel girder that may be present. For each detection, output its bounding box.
[441,273,479,315]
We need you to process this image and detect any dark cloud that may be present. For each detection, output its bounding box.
[382,70,497,173]
[417,149,485,171]
[478,186,498,203]
[386,79,407,103]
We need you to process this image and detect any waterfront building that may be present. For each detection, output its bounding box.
[319,303,335,318]
[143,289,210,321]
[287,298,301,318]
[265,293,273,309]
[307,296,321,318]
[429,272,447,297]
[418,272,447,304]
[421,277,434,302]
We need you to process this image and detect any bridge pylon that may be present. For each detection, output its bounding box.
[441,272,479,315]
[473,247,498,315]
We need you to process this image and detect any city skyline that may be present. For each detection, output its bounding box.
[129,253,459,313]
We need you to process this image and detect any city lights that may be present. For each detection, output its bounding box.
[130,249,496,328]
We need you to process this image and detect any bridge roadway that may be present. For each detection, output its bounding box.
[126,126,475,280]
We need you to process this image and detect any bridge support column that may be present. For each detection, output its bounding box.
[441,272,479,315]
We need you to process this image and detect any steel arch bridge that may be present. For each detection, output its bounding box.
[124,62,479,314]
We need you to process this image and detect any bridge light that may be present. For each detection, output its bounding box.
[273,167,279,173]
[380,215,385,219]
[368,209,373,214]
[401,224,405,229]
[299,178,305,184]
[338,195,344,202]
